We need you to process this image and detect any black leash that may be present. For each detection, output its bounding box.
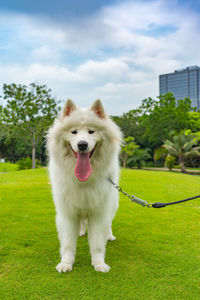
[108,177,200,208]
[151,195,200,208]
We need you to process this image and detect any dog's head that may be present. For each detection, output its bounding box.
[47,99,122,182]
[62,99,106,181]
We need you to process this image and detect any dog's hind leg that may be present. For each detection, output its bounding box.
[107,227,116,241]
[79,219,87,236]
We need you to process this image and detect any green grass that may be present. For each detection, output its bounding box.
[0,168,200,299]
[0,162,18,172]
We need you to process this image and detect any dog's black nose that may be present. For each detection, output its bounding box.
[77,141,88,151]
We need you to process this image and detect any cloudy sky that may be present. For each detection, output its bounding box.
[0,0,200,115]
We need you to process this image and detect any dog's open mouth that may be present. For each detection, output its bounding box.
[72,147,95,182]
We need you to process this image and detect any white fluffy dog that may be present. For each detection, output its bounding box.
[47,99,122,273]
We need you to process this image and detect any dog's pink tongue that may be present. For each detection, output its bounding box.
[74,153,92,182]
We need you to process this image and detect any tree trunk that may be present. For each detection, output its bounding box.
[32,144,36,169]
[32,131,38,169]
[123,153,128,168]
[123,157,126,168]
[179,157,186,173]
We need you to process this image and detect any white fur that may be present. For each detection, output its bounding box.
[47,100,122,273]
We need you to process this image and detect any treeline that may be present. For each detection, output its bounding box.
[112,93,200,171]
[0,83,200,170]
[0,83,60,168]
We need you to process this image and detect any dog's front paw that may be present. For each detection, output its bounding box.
[56,262,73,273]
[94,263,111,273]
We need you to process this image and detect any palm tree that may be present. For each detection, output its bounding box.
[154,147,168,165]
[120,136,138,168]
[163,134,200,173]
[127,148,151,169]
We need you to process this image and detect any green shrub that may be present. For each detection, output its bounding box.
[165,154,175,171]
[17,157,41,170]
[17,157,32,170]
[174,165,181,169]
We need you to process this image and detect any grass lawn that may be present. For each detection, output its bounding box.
[0,168,200,299]
[0,162,18,172]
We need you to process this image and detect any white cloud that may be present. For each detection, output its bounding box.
[77,58,130,83]
[0,0,200,114]
[0,58,157,114]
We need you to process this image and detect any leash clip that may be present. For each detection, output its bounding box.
[131,195,149,207]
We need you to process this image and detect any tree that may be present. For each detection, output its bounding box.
[138,93,192,149]
[154,147,168,165]
[1,83,60,168]
[112,109,140,138]
[163,133,200,173]
[120,136,138,168]
[112,93,192,152]
[187,112,200,132]
[127,148,151,169]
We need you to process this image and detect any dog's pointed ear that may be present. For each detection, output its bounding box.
[62,99,76,117]
[91,100,106,119]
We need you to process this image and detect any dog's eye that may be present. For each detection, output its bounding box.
[88,130,95,134]
[71,130,77,134]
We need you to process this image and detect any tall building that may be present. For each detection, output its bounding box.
[159,66,200,110]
